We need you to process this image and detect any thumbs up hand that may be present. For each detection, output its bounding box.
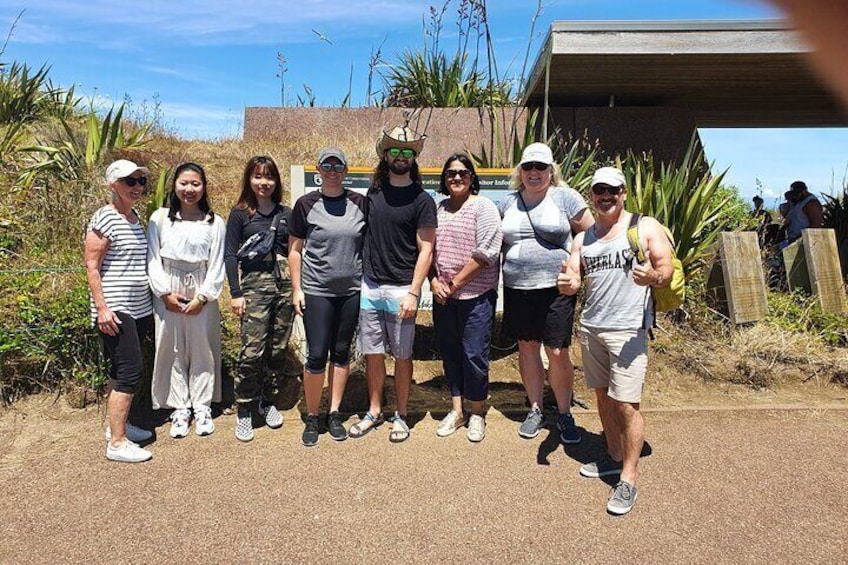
[632,248,657,287]
[557,259,581,295]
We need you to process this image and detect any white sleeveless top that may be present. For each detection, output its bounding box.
[786,194,819,240]
[579,226,651,331]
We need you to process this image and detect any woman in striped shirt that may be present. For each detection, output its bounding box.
[429,153,503,442]
[84,159,155,463]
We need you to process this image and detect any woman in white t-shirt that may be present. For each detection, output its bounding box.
[148,162,226,438]
[498,143,594,444]
[85,159,155,463]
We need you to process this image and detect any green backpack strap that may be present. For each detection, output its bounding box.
[626,213,645,264]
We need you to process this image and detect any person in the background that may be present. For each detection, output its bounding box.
[148,162,225,438]
[289,147,367,447]
[84,159,154,463]
[224,156,293,442]
[785,180,823,242]
[430,153,502,442]
[498,142,594,444]
[751,196,773,225]
[751,195,773,247]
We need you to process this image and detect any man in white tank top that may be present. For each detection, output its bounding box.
[557,166,675,516]
[786,180,823,242]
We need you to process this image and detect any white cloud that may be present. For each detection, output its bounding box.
[156,101,243,139]
[6,1,430,46]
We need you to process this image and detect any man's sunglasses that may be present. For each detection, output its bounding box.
[387,147,415,159]
[520,162,550,172]
[591,184,624,196]
[445,169,471,180]
[319,162,346,173]
[122,177,148,187]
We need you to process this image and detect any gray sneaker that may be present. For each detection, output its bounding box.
[235,407,254,442]
[259,401,283,429]
[579,454,623,478]
[607,480,638,515]
[105,422,153,444]
[518,408,546,439]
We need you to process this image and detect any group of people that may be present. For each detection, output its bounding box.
[754,181,823,250]
[86,125,675,515]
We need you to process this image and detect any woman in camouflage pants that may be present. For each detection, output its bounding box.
[224,156,293,442]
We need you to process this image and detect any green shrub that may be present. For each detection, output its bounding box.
[766,290,848,347]
[0,271,102,402]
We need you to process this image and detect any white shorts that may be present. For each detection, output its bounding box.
[578,327,648,404]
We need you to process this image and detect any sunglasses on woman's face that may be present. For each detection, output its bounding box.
[445,169,471,180]
[591,184,624,196]
[520,162,549,172]
[387,147,415,159]
[319,162,345,173]
[122,176,148,187]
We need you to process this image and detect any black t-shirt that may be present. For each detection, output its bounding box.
[362,182,437,285]
[224,203,291,297]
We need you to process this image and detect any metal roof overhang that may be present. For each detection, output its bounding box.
[523,20,847,127]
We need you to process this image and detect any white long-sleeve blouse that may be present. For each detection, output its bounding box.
[147,207,226,300]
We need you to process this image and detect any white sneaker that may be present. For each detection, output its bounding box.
[436,409,465,437]
[467,414,486,442]
[105,422,153,443]
[106,439,152,463]
[169,409,191,438]
[194,407,215,436]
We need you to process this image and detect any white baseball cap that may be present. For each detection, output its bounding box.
[590,166,626,189]
[106,159,149,184]
[519,142,554,166]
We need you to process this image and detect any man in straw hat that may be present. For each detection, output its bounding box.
[348,125,436,443]
[558,166,674,515]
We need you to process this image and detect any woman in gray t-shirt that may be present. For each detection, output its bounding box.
[498,143,594,442]
[289,146,367,446]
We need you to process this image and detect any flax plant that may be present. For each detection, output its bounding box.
[18,103,150,186]
[620,134,733,279]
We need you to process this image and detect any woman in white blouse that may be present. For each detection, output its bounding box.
[148,162,226,438]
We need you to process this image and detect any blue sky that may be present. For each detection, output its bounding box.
[2,0,846,203]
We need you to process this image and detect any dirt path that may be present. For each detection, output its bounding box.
[1,393,846,564]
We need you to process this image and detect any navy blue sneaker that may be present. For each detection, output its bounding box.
[557,412,581,444]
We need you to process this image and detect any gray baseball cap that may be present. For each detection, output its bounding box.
[317,146,347,166]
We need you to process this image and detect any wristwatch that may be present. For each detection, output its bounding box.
[448,280,456,290]
[196,294,208,304]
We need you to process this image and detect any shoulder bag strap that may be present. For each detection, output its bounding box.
[518,191,565,250]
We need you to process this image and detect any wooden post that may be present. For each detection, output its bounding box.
[721,232,769,323]
[802,229,847,314]
[708,232,768,324]
[782,239,811,293]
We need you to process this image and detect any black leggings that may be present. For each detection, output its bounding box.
[99,312,152,394]
[302,293,360,373]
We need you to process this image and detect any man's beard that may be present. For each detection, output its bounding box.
[389,159,411,175]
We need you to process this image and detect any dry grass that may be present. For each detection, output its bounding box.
[658,319,847,391]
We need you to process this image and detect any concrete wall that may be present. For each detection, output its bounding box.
[244,107,528,167]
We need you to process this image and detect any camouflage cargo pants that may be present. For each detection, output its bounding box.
[235,268,293,404]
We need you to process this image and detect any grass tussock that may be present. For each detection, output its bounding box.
[657,308,848,391]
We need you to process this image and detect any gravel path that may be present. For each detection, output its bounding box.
[1,397,846,564]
